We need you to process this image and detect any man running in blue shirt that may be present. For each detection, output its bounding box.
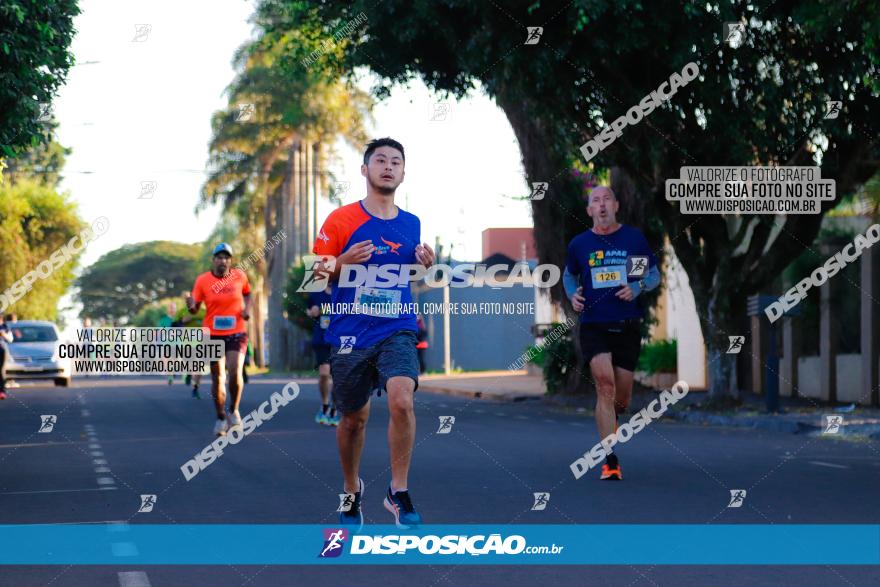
[564,186,660,480]
[313,138,434,530]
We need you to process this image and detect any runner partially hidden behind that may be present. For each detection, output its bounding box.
[313,137,434,530]
[564,186,660,481]
[187,243,252,436]
[176,291,206,398]
[307,285,338,426]
[159,302,176,386]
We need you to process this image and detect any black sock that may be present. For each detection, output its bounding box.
[193,384,199,391]
[322,403,329,414]
[606,453,619,468]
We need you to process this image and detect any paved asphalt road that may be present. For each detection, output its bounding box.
[1,376,878,586]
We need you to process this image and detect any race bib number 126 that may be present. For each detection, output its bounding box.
[590,265,626,289]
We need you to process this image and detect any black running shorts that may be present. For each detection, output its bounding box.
[210,332,248,354]
[579,319,642,371]
[313,343,332,369]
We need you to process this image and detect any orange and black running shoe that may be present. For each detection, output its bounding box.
[600,462,622,480]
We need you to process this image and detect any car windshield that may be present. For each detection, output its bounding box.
[10,325,58,343]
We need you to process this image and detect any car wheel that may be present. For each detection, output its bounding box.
[54,378,70,387]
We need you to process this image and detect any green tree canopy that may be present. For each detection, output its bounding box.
[0,0,79,159]
[76,241,203,324]
[0,178,85,320]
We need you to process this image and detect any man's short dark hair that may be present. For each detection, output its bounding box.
[363,137,405,165]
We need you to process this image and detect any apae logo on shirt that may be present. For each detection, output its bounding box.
[587,249,628,268]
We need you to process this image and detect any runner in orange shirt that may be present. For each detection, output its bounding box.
[186,243,252,436]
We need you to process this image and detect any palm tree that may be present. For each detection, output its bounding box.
[201,15,371,368]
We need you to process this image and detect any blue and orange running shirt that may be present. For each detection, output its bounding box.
[565,224,657,323]
[313,200,420,348]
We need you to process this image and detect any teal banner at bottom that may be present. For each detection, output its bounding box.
[0,524,877,565]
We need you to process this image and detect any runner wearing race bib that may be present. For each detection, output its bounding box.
[312,138,434,531]
[175,295,206,399]
[564,186,660,481]
[187,243,252,437]
[307,286,338,426]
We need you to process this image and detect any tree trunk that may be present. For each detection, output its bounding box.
[268,141,296,371]
[706,349,738,401]
[495,93,583,306]
[701,286,745,402]
[251,275,265,368]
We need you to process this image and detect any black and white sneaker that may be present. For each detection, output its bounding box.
[339,478,364,532]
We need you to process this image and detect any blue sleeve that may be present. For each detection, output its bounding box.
[630,231,661,297]
[565,239,580,276]
[563,268,580,297]
[629,265,661,297]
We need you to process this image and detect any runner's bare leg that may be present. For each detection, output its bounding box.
[226,350,244,413]
[338,400,371,493]
[613,367,635,416]
[318,363,332,406]
[210,360,227,418]
[387,376,416,491]
[590,353,617,439]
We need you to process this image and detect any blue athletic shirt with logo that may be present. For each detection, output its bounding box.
[565,224,657,323]
[313,200,420,348]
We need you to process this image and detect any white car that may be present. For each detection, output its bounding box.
[3,321,72,387]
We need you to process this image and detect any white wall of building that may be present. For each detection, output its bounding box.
[664,246,708,390]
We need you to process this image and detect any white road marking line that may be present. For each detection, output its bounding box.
[94,466,111,473]
[808,461,848,469]
[0,487,118,495]
[81,409,91,417]
[88,443,101,450]
[90,451,104,457]
[93,459,108,465]
[118,571,151,587]
[514,415,529,420]
[97,477,116,485]
[569,422,584,426]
